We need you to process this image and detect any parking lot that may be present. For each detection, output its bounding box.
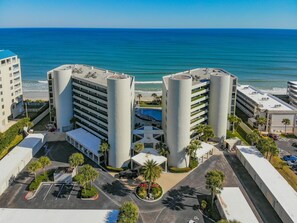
[276,137,297,156]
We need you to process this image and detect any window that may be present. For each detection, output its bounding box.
[1,105,4,109]
[1,60,5,65]
[9,67,11,71]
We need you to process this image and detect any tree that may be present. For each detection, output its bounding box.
[205,170,225,208]
[195,124,206,139]
[142,160,162,192]
[28,161,42,180]
[38,156,51,175]
[200,125,214,142]
[117,201,139,223]
[186,140,201,162]
[228,115,241,133]
[257,138,275,159]
[134,142,144,154]
[99,141,110,166]
[282,118,291,135]
[76,164,99,193]
[137,94,142,104]
[257,117,266,131]
[200,200,207,211]
[156,142,170,158]
[151,93,158,100]
[69,152,84,168]
[246,130,260,146]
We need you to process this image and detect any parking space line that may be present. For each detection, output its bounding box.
[43,184,53,201]
[55,184,65,200]
[67,185,74,200]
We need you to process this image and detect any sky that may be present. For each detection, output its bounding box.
[0,0,297,28]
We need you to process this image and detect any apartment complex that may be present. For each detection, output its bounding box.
[237,85,297,133]
[0,50,24,132]
[162,68,237,168]
[287,81,297,107]
[48,65,135,168]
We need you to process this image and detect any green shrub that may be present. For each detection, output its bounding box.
[189,158,198,169]
[169,166,191,173]
[117,201,139,223]
[201,200,207,210]
[137,187,147,199]
[151,187,162,199]
[29,173,49,191]
[106,165,123,172]
[81,186,98,198]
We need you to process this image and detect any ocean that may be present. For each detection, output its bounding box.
[0,28,296,93]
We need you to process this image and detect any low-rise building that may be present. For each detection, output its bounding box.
[0,50,24,132]
[237,85,297,133]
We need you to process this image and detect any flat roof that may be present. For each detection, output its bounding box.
[237,146,297,222]
[0,209,118,223]
[49,64,133,86]
[0,50,16,60]
[132,148,167,166]
[237,85,295,111]
[66,128,101,156]
[195,142,214,159]
[217,187,259,223]
[163,68,235,89]
[0,134,45,186]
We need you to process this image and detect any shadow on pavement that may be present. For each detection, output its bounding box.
[102,181,130,197]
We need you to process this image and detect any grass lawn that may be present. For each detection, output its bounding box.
[0,134,24,160]
[227,130,250,145]
[139,101,161,108]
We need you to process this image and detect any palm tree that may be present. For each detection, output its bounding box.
[257,117,266,131]
[76,164,99,192]
[257,138,275,158]
[200,125,214,142]
[228,115,241,133]
[142,160,162,192]
[69,153,84,169]
[269,143,279,161]
[134,142,144,154]
[282,118,291,135]
[28,161,42,180]
[137,94,142,104]
[151,93,158,100]
[156,142,170,158]
[99,140,110,166]
[38,156,51,175]
[246,131,260,146]
[205,170,225,208]
[195,124,205,139]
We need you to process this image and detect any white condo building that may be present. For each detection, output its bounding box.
[237,85,297,133]
[48,65,135,168]
[162,68,237,168]
[287,81,297,108]
[0,50,24,132]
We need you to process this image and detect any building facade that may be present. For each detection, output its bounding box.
[48,65,135,168]
[287,81,297,108]
[0,50,24,132]
[162,68,237,168]
[237,85,297,133]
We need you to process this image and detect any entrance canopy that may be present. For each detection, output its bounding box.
[131,148,167,171]
[195,142,214,159]
[132,126,164,146]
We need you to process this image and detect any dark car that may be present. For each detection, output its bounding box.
[283,155,297,161]
[268,133,280,141]
[118,170,139,179]
[292,142,297,148]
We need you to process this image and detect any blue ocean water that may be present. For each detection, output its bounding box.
[0,28,296,92]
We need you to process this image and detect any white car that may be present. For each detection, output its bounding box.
[287,160,297,166]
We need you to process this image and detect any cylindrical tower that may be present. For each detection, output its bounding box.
[208,73,231,143]
[53,67,73,132]
[107,75,132,168]
[166,74,192,168]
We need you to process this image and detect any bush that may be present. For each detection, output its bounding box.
[106,165,123,172]
[169,166,191,173]
[81,186,98,198]
[29,173,49,191]
[117,201,139,223]
[201,200,207,210]
[137,186,147,199]
[151,186,162,199]
[189,158,198,169]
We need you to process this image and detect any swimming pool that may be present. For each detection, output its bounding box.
[137,108,162,122]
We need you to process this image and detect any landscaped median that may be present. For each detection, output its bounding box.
[135,182,163,202]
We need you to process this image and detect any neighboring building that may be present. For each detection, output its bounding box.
[0,50,24,132]
[162,68,237,168]
[237,85,297,133]
[216,187,259,223]
[48,65,135,168]
[287,81,297,107]
[236,146,297,223]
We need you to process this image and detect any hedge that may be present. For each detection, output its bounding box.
[106,166,123,172]
[169,166,191,173]
[29,173,49,191]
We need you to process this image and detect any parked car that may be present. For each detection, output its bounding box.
[118,170,139,180]
[287,160,297,166]
[291,165,297,171]
[283,155,297,161]
[268,133,280,140]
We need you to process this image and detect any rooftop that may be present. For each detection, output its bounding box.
[66,128,101,156]
[237,146,297,222]
[0,50,16,60]
[217,187,259,223]
[237,85,295,111]
[0,208,118,223]
[49,64,132,86]
[163,68,235,88]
